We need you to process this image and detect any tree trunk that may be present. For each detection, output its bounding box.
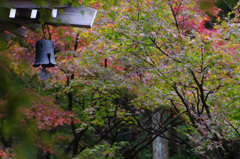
[152,110,169,159]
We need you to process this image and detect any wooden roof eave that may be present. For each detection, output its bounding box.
[0,1,97,39]
[5,1,69,9]
[1,4,97,28]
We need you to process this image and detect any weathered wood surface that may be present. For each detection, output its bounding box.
[1,1,97,29]
[47,5,97,28]
[0,1,97,39]
[1,6,97,28]
[5,1,68,9]
[0,22,27,37]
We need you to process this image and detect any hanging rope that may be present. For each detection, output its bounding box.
[42,24,47,40]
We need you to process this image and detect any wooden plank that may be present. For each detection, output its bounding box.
[0,6,97,28]
[16,21,42,32]
[0,4,97,28]
[0,22,27,38]
[14,27,27,37]
[0,7,38,20]
[5,1,68,9]
[46,5,97,28]
[17,8,38,19]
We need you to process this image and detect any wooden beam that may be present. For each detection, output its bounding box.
[14,27,27,37]
[5,1,68,9]
[0,22,27,38]
[0,7,41,32]
[16,22,42,32]
[0,5,97,28]
[17,8,38,19]
[46,5,97,28]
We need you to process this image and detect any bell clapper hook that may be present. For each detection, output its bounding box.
[39,67,50,80]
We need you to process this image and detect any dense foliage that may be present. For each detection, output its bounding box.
[1,0,240,158]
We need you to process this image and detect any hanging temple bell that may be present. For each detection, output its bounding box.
[33,40,57,80]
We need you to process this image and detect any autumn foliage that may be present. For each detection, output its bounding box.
[1,0,240,158]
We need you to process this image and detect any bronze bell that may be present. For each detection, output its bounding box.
[33,40,57,67]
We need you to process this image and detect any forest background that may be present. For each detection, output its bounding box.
[1,0,240,159]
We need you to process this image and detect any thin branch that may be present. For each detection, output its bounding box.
[168,2,181,34]
[225,119,240,137]
[189,69,211,118]
[149,36,182,63]
[119,32,154,46]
